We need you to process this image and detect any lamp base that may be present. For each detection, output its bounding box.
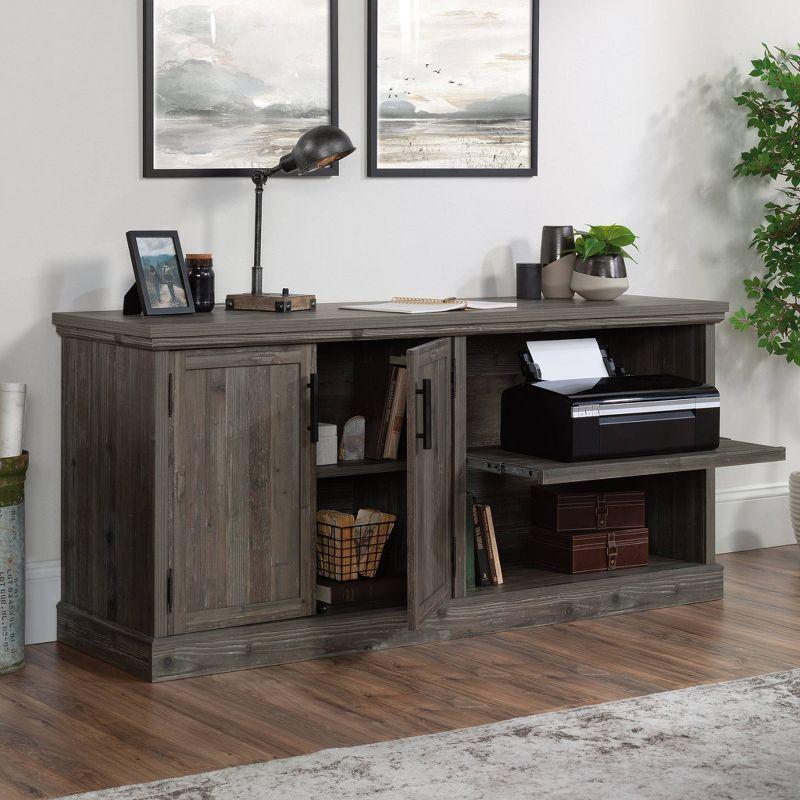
[225,290,317,313]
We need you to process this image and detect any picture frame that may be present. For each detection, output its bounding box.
[144,0,340,178]
[126,231,195,316]
[367,0,539,178]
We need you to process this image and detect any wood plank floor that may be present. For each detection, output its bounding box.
[2,545,799,799]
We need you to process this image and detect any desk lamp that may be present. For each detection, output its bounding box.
[226,124,356,313]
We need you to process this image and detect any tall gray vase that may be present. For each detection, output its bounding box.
[0,452,28,674]
[541,226,576,299]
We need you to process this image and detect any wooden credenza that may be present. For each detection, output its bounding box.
[52,296,785,681]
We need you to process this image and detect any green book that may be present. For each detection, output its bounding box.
[466,492,477,590]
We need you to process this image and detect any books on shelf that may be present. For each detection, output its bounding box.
[356,360,408,460]
[316,574,406,607]
[384,367,408,459]
[466,493,477,590]
[471,497,492,587]
[470,496,503,587]
[482,504,503,585]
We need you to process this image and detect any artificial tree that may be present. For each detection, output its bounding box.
[731,44,800,364]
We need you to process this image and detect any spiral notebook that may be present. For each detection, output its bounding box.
[340,296,517,314]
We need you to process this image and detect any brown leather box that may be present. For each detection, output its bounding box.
[530,526,650,574]
[530,486,645,532]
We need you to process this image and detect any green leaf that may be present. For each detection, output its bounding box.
[583,237,606,259]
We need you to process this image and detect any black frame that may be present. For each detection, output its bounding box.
[144,0,340,178]
[367,0,539,178]
[126,231,195,316]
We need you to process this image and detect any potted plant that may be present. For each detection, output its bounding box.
[730,44,800,543]
[570,225,638,301]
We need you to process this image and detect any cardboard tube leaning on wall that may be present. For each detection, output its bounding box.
[0,384,26,458]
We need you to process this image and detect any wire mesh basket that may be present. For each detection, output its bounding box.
[317,510,397,582]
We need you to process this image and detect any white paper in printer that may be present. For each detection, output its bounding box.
[526,338,610,382]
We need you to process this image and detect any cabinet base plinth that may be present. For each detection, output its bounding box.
[57,563,723,682]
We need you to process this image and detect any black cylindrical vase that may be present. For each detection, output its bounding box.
[516,263,542,300]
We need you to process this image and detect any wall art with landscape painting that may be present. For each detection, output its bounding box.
[144,0,338,177]
[368,0,538,177]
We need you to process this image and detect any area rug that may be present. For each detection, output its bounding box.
[59,669,800,800]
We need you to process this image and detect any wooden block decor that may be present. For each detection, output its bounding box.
[355,508,397,578]
[316,510,358,581]
[225,292,317,312]
[316,508,397,582]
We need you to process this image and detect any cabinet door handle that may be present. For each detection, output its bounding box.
[416,378,432,450]
[308,373,319,443]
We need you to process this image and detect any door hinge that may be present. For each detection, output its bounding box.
[451,359,457,400]
[166,568,174,614]
[168,374,174,417]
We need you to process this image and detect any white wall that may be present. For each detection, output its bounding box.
[2,0,798,643]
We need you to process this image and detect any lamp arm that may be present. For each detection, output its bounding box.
[252,172,266,294]
[250,164,287,295]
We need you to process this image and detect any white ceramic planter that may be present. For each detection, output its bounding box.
[571,255,630,301]
[570,271,630,301]
[790,472,800,545]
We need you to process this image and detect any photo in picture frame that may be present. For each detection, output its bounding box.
[144,0,339,177]
[126,231,195,316]
[368,0,539,177]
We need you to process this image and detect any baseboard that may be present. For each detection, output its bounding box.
[23,486,797,644]
[715,482,795,554]
[25,559,61,645]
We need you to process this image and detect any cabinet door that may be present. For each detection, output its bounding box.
[173,346,316,634]
[406,338,452,629]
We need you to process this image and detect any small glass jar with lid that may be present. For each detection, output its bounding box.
[186,253,216,313]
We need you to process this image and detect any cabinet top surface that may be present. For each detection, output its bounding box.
[52,295,729,348]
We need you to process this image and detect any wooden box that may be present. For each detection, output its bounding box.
[530,526,650,574]
[531,486,645,532]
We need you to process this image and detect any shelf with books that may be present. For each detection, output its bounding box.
[317,459,407,479]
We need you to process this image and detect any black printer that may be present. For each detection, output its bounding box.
[500,346,720,462]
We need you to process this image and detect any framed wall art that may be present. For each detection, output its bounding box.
[367,0,539,178]
[144,0,339,177]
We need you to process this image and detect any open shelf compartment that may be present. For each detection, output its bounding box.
[466,556,700,596]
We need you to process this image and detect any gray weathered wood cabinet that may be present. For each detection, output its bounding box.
[53,297,785,681]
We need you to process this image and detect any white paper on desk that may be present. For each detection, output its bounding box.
[526,338,609,382]
[339,302,466,314]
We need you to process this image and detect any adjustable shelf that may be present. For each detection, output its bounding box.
[465,439,786,485]
[316,460,407,479]
[467,556,698,596]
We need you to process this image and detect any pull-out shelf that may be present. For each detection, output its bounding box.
[466,438,786,484]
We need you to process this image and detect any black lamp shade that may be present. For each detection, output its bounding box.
[278,125,356,175]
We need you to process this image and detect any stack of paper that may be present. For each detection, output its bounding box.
[526,338,609,382]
